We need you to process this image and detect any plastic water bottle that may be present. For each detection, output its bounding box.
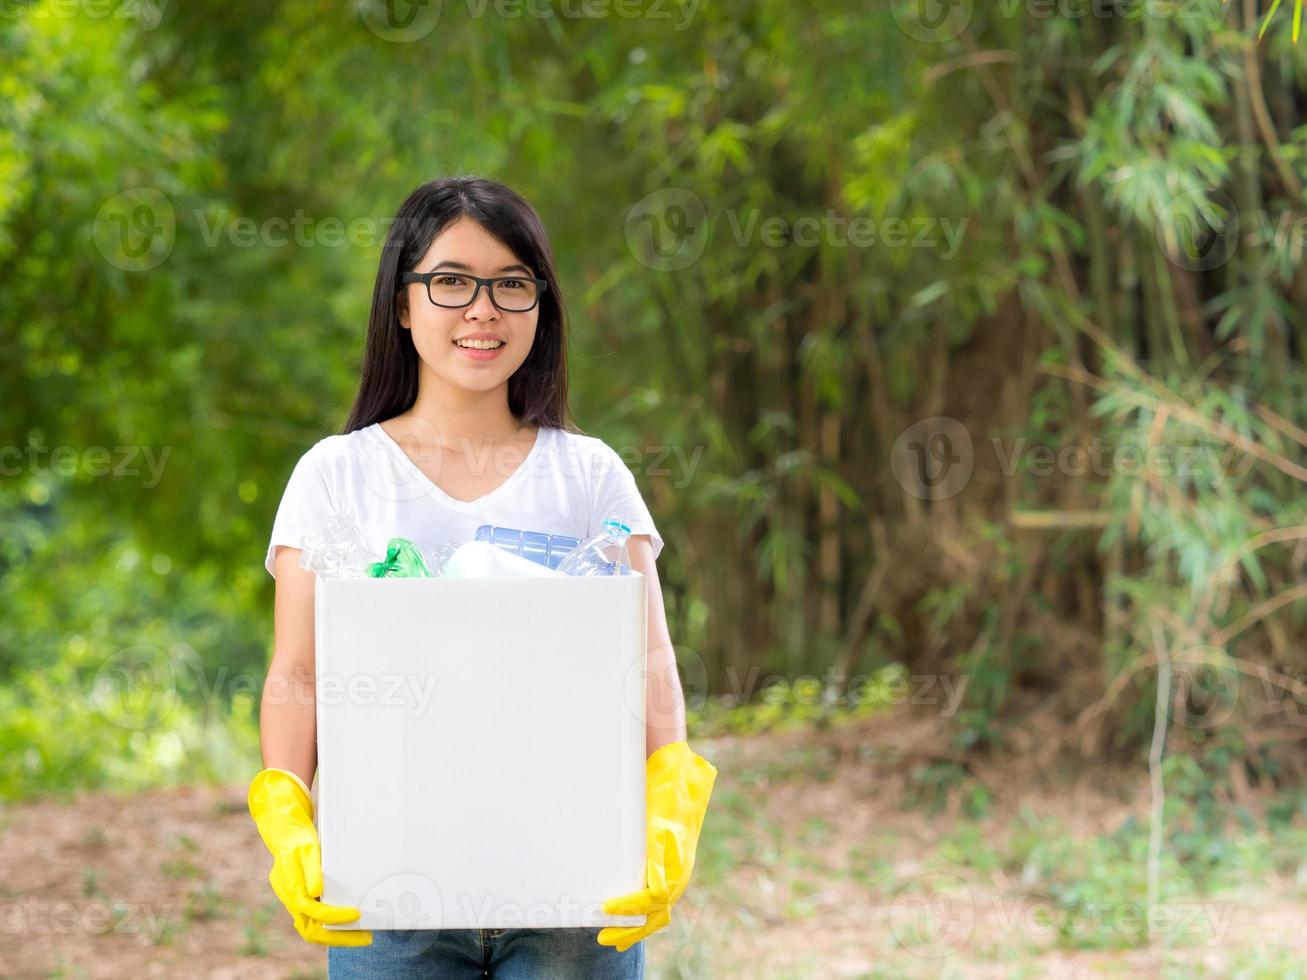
[474,525,581,569]
[555,516,634,576]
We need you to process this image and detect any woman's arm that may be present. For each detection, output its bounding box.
[261,546,320,787]
[598,532,717,950]
[627,534,688,758]
[248,547,370,946]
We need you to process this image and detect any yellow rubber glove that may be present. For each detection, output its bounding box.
[598,740,718,951]
[247,768,373,947]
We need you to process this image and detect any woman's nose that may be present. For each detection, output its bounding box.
[465,287,499,320]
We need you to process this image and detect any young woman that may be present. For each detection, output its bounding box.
[246,177,718,979]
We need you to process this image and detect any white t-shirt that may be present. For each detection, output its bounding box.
[264,422,664,578]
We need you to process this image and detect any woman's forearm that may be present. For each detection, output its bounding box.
[646,640,688,756]
[259,658,318,788]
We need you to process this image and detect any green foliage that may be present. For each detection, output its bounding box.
[1259,0,1306,43]
[2,1,1307,799]
[687,664,906,736]
[904,759,992,818]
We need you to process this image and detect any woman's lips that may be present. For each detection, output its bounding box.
[453,340,506,361]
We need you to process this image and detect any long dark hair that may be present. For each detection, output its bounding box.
[344,177,575,434]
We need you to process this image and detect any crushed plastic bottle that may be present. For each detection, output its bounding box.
[299,511,377,579]
[555,516,634,576]
[423,541,462,578]
[367,538,431,578]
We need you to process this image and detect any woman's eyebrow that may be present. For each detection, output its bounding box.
[430,260,532,275]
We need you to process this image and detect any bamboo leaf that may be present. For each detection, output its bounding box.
[1259,0,1285,40]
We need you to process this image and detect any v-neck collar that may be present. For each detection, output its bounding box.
[367,422,548,509]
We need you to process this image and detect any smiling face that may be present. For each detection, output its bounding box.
[397,216,540,396]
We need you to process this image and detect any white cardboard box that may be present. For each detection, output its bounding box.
[313,574,649,930]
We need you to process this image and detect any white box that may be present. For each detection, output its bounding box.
[313,574,649,931]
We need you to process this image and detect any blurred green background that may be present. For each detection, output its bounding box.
[4,1,1307,976]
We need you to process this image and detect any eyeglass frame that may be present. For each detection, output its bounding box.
[399,270,549,313]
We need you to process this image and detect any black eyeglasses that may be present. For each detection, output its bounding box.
[400,271,548,313]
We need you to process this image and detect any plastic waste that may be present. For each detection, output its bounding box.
[367,538,431,578]
[296,513,592,580]
[423,542,462,578]
[556,516,634,576]
[440,540,560,578]
[299,511,377,579]
[474,525,581,570]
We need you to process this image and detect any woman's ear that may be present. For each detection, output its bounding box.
[397,289,411,330]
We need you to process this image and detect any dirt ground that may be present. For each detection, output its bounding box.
[3,708,1306,979]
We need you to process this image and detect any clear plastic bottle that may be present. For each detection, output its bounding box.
[555,516,634,576]
[474,524,581,569]
[298,511,376,578]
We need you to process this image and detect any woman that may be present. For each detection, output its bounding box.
[246,176,718,979]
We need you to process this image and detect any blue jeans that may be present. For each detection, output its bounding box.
[327,927,645,979]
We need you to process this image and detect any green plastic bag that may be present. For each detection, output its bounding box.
[367,537,431,578]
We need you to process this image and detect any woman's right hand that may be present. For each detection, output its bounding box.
[247,767,373,947]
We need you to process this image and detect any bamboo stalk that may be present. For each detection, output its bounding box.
[1009,509,1112,530]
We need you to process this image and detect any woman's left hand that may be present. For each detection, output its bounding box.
[597,740,718,951]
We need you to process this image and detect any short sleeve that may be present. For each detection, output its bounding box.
[590,444,664,562]
[265,444,336,578]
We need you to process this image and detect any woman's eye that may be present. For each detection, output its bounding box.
[437,275,463,286]
[499,279,524,289]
